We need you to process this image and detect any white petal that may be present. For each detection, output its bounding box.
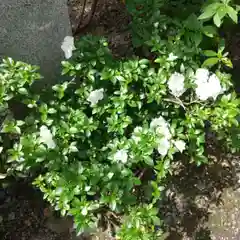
[61,36,76,59]
[167,53,178,61]
[208,74,223,100]
[157,138,170,156]
[81,207,88,216]
[114,149,128,163]
[87,88,104,106]
[195,68,209,83]
[150,117,171,139]
[39,126,56,149]
[195,70,223,101]
[195,82,209,101]
[174,140,186,153]
[133,126,143,133]
[168,72,186,97]
[150,116,167,129]
[132,127,143,143]
[155,126,171,140]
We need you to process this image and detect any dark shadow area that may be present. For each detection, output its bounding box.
[159,141,240,239]
[0,180,73,240]
[226,23,240,95]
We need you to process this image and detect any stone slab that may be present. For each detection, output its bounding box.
[0,0,72,84]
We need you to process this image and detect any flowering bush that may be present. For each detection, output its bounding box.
[1,0,240,239]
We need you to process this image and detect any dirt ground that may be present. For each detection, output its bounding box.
[68,0,132,58]
[1,1,240,240]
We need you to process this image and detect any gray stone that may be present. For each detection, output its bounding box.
[0,0,72,84]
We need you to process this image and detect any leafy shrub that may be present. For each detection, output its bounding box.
[0,58,41,178]
[1,0,240,239]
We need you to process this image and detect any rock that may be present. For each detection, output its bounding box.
[0,0,72,85]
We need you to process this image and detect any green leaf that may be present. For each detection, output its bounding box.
[236,5,240,12]
[217,6,227,19]
[226,6,238,23]
[18,88,28,95]
[203,50,217,57]
[202,25,218,38]
[222,57,233,68]
[202,57,219,67]
[213,13,222,27]
[191,32,203,46]
[218,39,226,53]
[69,127,78,134]
[48,108,57,114]
[185,14,201,30]
[0,173,7,179]
[198,3,220,20]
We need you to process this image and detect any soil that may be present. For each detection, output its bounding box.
[68,0,133,58]
[160,151,240,240]
[0,182,67,240]
[1,1,240,240]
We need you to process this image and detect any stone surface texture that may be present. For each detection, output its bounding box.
[0,0,72,83]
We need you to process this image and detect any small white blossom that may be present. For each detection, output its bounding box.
[167,53,178,61]
[155,126,171,140]
[87,88,104,106]
[195,68,223,101]
[174,140,186,153]
[132,127,143,143]
[150,116,171,139]
[168,72,186,97]
[61,36,76,59]
[113,149,128,164]
[207,74,223,100]
[157,138,170,157]
[55,187,63,195]
[39,125,56,149]
[81,207,88,216]
[195,68,210,83]
[150,116,167,129]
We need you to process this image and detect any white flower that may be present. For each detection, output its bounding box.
[132,127,143,143]
[150,117,172,155]
[195,68,223,101]
[167,53,178,61]
[150,116,167,129]
[150,117,171,139]
[195,68,209,83]
[39,126,56,149]
[113,149,128,164]
[207,74,223,100]
[155,126,171,140]
[168,72,186,97]
[61,36,76,59]
[87,88,104,106]
[157,138,170,156]
[174,140,186,153]
[55,187,63,195]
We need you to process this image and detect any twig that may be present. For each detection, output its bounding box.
[138,168,147,179]
[73,0,99,35]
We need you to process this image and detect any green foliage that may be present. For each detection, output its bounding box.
[198,0,239,27]
[0,58,41,178]
[1,0,240,239]
[202,39,233,68]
